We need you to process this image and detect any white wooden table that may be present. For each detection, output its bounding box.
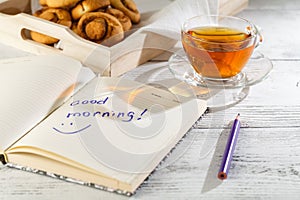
[1,0,300,199]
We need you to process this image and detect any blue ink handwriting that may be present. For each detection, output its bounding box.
[66,109,148,122]
[70,97,108,106]
[53,122,92,134]
[53,96,148,135]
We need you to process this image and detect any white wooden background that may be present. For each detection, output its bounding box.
[1,0,300,199]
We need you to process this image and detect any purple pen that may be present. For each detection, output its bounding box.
[218,113,241,180]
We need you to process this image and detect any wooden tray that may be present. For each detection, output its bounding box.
[0,0,248,77]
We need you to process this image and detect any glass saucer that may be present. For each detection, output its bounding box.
[168,49,273,89]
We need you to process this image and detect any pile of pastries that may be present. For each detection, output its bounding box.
[30,0,140,46]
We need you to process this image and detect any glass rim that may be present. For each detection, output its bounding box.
[181,14,258,44]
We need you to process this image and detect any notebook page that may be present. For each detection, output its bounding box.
[9,77,206,185]
[0,55,95,151]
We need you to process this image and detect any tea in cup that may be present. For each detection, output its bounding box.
[181,15,262,81]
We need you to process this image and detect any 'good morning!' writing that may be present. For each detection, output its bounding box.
[67,97,148,122]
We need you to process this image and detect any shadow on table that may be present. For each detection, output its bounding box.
[201,126,232,193]
[122,60,247,193]
[122,62,250,112]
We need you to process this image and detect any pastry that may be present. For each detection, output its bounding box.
[71,0,110,20]
[31,8,72,44]
[110,0,140,24]
[39,0,47,6]
[105,8,132,31]
[30,31,59,45]
[39,0,80,8]
[33,0,140,46]
[77,12,124,46]
[71,21,80,35]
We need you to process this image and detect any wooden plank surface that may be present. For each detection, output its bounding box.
[1,0,300,199]
[219,0,248,16]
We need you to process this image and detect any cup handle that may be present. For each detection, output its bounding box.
[254,25,263,48]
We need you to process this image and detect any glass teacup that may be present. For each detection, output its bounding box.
[181,15,262,86]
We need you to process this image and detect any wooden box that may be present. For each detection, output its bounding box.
[0,0,248,77]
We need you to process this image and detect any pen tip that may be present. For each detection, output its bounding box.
[236,113,240,119]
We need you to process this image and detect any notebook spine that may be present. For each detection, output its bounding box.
[6,162,132,196]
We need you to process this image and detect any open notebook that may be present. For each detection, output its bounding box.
[0,55,207,195]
